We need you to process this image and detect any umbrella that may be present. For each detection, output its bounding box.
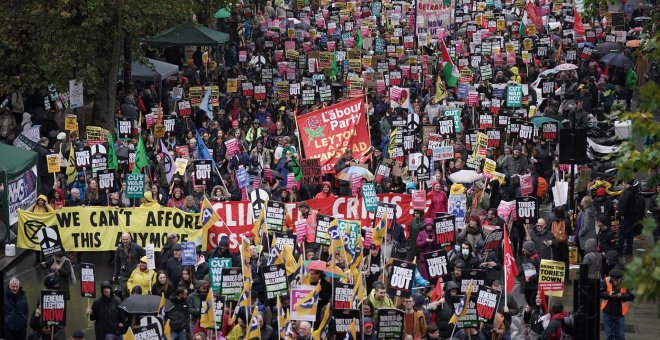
[266,169,284,180]
[284,17,302,25]
[554,63,578,71]
[213,8,231,19]
[600,53,633,68]
[336,166,375,181]
[577,42,595,49]
[115,145,129,160]
[595,42,623,55]
[324,266,347,278]
[306,260,327,271]
[118,295,174,314]
[626,40,641,48]
[448,170,484,184]
[305,260,346,278]
[530,116,563,129]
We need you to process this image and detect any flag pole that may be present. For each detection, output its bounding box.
[277,297,282,340]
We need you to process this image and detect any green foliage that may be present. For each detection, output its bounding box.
[0,0,193,105]
[615,17,660,306]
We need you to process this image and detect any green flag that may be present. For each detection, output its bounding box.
[355,29,363,49]
[107,133,118,170]
[133,132,148,174]
[331,50,338,80]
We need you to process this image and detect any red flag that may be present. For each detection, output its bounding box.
[503,226,518,293]
[480,14,487,29]
[573,7,586,36]
[431,279,444,302]
[539,287,548,313]
[525,1,542,30]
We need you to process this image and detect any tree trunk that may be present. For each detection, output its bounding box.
[91,2,123,132]
[123,34,133,94]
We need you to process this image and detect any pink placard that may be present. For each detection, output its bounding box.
[225,138,239,157]
[520,174,533,196]
[295,219,307,244]
[351,174,362,196]
[412,190,427,210]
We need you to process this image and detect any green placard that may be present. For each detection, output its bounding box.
[362,183,378,212]
[444,109,463,133]
[125,174,145,198]
[506,84,523,108]
[338,219,361,252]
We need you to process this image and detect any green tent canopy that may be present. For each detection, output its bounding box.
[148,22,230,46]
[0,143,38,236]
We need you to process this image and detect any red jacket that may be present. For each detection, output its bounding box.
[541,311,568,340]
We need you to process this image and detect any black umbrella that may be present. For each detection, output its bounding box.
[267,169,285,180]
[600,53,633,68]
[116,145,129,160]
[595,42,623,55]
[118,295,175,314]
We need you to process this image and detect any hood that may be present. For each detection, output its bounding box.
[593,196,608,203]
[584,238,597,253]
[53,188,65,201]
[173,187,183,196]
[551,311,568,320]
[38,194,48,202]
[444,280,460,293]
[510,67,519,76]
[124,94,136,105]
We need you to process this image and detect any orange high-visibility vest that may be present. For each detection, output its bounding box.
[601,277,629,316]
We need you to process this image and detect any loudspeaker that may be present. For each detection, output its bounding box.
[559,129,587,164]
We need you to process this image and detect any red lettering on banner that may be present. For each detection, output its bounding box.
[207,194,415,251]
[81,281,95,295]
[477,304,494,321]
[296,98,371,173]
[437,231,454,245]
[43,309,64,322]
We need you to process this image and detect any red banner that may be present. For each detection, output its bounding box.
[207,193,414,251]
[296,97,371,173]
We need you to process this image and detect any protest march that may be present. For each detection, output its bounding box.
[0,0,658,339]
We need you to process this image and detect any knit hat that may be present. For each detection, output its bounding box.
[609,267,623,278]
[423,218,434,226]
[523,241,536,253]
[595,187,607,197]
[57,132,66,141]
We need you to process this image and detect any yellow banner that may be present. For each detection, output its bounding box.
[17,206,203,252]
[539,259,566,297]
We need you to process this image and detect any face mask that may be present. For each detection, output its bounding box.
[455,245,461,252]
[461,249,469,256]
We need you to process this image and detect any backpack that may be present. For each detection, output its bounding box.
[536,177,549,198]
[0,114,13,138]
[551,220,568,243]
[633,192,646,218]
[560,314,575,340]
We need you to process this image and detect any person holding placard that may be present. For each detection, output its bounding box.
[522,241,541,307]
[416,219,436,279]
[528,219,556,261]
[87,280,121,340]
